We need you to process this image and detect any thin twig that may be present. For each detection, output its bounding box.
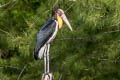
[89,57,108,61]
[56,37,85,40]
[110,22,120,27]
[0,28,14,38]
[88,57,120,63]
[103,30,120,34]
[0,0,11,8]
[0,0,19,16]
[65,3,75,12]
[0,65,21,71]
[52,0,59,9]
[115,56,120,64]
[0,28,10,35]
[56,29,120,41]
[58,74,62,80]
[17,66,26,80]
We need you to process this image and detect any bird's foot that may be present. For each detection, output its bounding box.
[41,72,53,80]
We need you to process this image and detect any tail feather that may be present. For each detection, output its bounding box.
[34,51,39,60]
[34,45,46,60]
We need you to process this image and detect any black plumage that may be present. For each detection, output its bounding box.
[34,18,57,60]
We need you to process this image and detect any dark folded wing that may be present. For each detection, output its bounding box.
[34,18,57,54]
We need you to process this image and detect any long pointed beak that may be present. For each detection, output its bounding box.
[61,14,73,31]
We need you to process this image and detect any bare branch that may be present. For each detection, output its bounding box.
[89,57,108,61]
[56,37,85,40]
[0,65,21,71]
[88,57,120,63]
[55,29,120,41]
[103,30,120,34]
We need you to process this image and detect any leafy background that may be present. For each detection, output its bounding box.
[0,0,120,80]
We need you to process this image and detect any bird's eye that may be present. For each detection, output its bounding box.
[58,11,63,16]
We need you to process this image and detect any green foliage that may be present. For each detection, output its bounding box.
[0,0,120,80]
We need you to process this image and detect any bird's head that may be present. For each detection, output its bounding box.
[53,9,73,31]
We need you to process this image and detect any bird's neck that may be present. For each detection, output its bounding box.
[56,14,63,29]
[52,13,63,29]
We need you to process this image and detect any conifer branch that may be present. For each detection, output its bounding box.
[0,1,11,8]
[0,28,14,38]
[0,0,19,16]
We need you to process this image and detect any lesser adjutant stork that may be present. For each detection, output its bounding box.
[34,9,73,74]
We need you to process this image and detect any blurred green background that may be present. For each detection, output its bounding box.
[0,0,120,80]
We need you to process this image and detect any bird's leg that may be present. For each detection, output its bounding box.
[47,44,50,73]
[44,45,47,73]
[42,44,53,80]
